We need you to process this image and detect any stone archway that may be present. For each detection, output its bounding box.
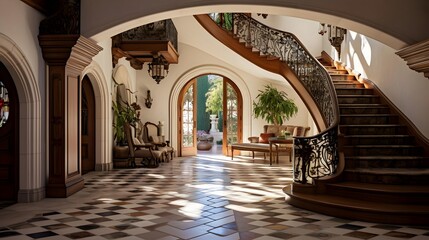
[82,62,112,171]
[0,33,43,202]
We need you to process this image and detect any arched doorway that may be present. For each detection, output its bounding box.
[0,61,19,203]
[81,76,96,174]
[178,74,242,156]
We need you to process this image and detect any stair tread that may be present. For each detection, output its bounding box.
[341,114,397,116]
[338,95,379,97]
[346,168,429,175]
[330,73,353,76]
[344,135,411,137]
[341,124,404,127]
[333,81,359,84]
[339,104,387,107]
[328,181,429,194]
[344,145,418,147]
[345,155,426,159]
[286,186,429,212]
[339,104,389,108]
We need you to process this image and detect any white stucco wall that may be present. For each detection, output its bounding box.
[0,0,45,84]
[323,31,429,138]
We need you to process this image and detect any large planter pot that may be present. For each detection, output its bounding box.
[113,145,129,168]
[113,145,129,158]
[197,140,212,151]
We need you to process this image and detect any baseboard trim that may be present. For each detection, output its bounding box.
[96,162,113,171]
[17,187,45,203]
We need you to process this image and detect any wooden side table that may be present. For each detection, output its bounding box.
[269,137,293,165]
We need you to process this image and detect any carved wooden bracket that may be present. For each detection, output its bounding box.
[396,38,429,79]
[111,20,179,70]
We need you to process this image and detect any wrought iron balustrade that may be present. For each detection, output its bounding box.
[209,13,339,184]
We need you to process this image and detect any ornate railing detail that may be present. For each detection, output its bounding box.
[120,19,178,51]
[294,127,338,184]
[209,13,339,184]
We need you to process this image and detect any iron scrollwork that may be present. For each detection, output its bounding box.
[294,127,339,184]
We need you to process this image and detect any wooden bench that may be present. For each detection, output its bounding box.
[230,142,291,164]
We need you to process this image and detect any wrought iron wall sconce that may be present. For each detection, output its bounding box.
[318,23,327,35]
[145,90,153,108]
[319,23,347,59]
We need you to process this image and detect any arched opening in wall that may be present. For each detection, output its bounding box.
[178,74,243,157]
[0,61,19,205]
[81,75,96,174]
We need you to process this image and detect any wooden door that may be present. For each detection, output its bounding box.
[222,78,242,155]
[81,76,95,174]
[179,79,197,156]
[0,62,19,201]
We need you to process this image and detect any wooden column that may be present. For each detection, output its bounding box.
[39,35,102,197]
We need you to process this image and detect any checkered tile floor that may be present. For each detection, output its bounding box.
[1,154,428,239]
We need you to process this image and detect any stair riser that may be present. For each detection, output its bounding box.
[346,158,429,169]
[340,116,399,125]
[331,75,356,80]
[344,136,414,145]
[340,126,407,135]
[344,147,423,156]
[340,107,390,114]
[338,97,380,104]
[334,83,364,89]
[328,70,348,74]
[336,89,374,95]
[326,185,429,204]
[344,172,429,185]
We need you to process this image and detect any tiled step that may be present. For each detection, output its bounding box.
[339,104,390,114]
[337,95,380,104]
[336,88,374,95]
[344,135,414,145]
[344,145,423,156]
[345,156,429,168]
[340,114,399,125]
[344,168,429,185]
[340,124,408,135]
[330,74,356,80]
[283,185,429,225]
[326,181,429,204]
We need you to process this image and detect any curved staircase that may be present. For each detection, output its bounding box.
[195,13,429,225]
[285,56,429,226]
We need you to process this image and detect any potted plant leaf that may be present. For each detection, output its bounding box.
[253,84,298,130]
[112,100,141,145]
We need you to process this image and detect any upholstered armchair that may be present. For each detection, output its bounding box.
[124,123,163,167]
[143,121,175,161]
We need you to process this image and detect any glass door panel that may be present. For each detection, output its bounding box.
[181,82,197,156]
[223,79,242,155]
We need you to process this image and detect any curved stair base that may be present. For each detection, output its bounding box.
[283,184,429,226]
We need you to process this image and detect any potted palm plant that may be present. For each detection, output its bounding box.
[253,84,298,130]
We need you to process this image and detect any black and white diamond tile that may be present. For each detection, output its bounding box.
[0,156,428,239]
